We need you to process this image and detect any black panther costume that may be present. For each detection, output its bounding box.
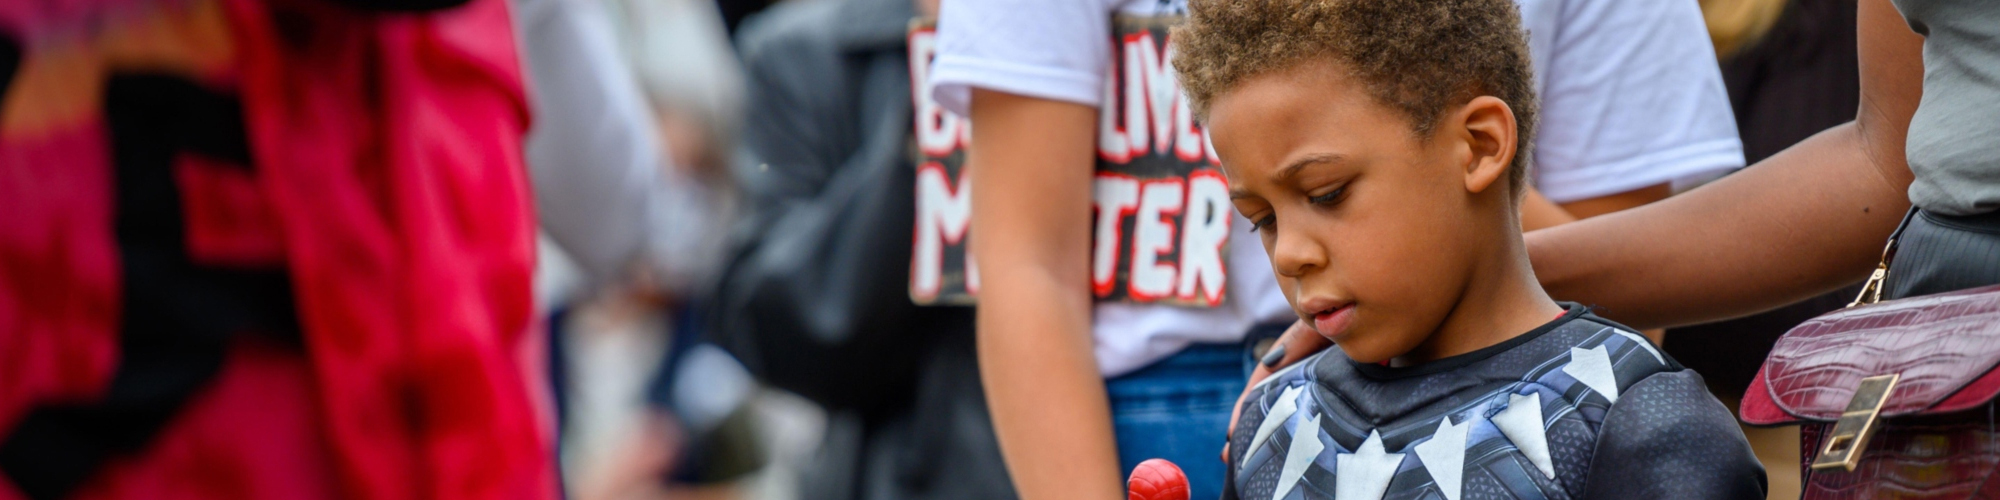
[1224,304,1766,500]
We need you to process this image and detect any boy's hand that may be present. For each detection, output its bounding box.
[1223,320,1332,462]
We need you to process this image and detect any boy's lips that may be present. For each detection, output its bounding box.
[1314,305,1355,339]
[1301,298,1355,339]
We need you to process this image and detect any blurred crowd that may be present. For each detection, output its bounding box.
[0,0,1867,499]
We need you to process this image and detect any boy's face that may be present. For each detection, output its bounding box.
[1207,60,1512,364]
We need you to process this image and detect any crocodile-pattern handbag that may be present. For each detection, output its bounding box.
[1741,212,2000,499]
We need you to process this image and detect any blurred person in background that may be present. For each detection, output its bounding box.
[1666,0,1860,497]
[712,0,778,36]
[0,0,555,498]
[706,0,1019,498]
[515,0,738,294]
[928,0,1743,497]
[508,0,797,498]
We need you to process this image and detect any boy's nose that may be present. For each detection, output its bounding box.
[1270,227,1328,279]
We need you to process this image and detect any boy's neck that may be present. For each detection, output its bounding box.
[1390,239,1564,367]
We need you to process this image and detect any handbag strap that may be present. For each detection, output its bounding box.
[1849,207,1923,307]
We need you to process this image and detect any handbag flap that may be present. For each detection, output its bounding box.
[1741,284,2000,425]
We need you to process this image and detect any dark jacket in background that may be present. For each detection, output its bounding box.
[709,0,1016,497]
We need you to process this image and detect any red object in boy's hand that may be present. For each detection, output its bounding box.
[1127,458,1190,500]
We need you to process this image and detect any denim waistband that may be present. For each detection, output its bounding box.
[1105,322,1292,387]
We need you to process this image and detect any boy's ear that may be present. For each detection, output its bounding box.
[1454,96,1517,195]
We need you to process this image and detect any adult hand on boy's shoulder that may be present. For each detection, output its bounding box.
[1224,320,1329,461]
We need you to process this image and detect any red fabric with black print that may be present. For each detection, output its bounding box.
[0,0,553,497]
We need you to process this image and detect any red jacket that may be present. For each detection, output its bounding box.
[0,0,555,497]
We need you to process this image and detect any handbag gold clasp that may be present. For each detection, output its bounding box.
[1811,374,1900,472]
[1847,235,1898,308]
[1847,265,1888,308]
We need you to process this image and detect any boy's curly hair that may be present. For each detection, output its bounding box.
[1173,0,1539,193]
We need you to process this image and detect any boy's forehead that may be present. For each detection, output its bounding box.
[1205,64,1380,142]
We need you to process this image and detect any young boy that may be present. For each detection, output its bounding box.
[1174,0,1767,498]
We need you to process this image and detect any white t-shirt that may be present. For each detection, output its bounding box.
[929,0,1742,376]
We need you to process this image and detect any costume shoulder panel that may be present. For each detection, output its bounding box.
[1581,370,1766,500]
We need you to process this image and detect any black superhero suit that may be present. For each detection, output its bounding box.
[1224,304,1766,500]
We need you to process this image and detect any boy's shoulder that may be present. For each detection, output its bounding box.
[1236,309,1675,423]
[1290,307,1681,418]
[1224,307,1762,499]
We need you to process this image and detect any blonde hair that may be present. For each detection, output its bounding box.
[1701,0,1789,58]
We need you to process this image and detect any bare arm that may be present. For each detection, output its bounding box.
[1521,187,1579,231]
[1557,183,1673,220]
[1552,184,1675,342]
[967,89,1122,500]
[1525,0,1924,329]
[1521,183,1672,231]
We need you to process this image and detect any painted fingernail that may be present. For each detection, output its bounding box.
[1260,345,1287,367]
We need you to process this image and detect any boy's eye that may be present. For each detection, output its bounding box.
[1308,185,1347,206]
[1249,214,1276,234]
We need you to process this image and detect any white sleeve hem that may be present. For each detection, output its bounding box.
[929,54,1104,117]
[1534,138,1744,203]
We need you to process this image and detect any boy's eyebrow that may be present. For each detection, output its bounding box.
[1229,153,1344,200]
[1275,153,1343,182]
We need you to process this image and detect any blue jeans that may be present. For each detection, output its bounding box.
[1106,326,1283,500]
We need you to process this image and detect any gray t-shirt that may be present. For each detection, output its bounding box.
[1896,0,2000,215]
